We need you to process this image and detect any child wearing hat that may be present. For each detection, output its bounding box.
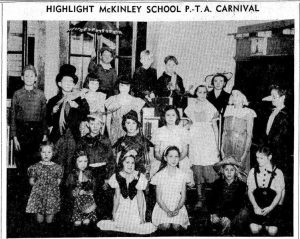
[47,64,89,175]
[76,113,114,219]
[105,75,145,145]
[11,65,48,177]
[208,156,248,235]
[132,50,157,103]
[88,47,117,98]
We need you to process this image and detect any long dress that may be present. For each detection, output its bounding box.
[105,95,145,145]
[151,168,190,229]
[26,162,63,214]
[222,106,257,175]
[97,172,157,234]
[184,98,219,166]
[152,125,193,184]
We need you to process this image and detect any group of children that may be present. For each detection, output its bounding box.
[10,47,289,236]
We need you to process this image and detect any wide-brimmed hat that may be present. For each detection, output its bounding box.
[122,110,141,131]
[213,156,241,173]
[56,64,78,85]
[205,72,233,87]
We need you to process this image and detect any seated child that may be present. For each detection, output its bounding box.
[247,145,285,236]
[208,156,248,235]
[151,146,190,231]
[26,141,63,225]
[66,151,97,226]
[80,73,107,137]
[132,50,157,103]
[97,155,157,235]
[156,55,185,108]
[88,47,117,97]
[77,114,115,218]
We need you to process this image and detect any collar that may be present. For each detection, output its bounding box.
[100,61,112,70]
[21,87,37,94]
[272,105,285,114]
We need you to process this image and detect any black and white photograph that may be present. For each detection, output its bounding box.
[2,1,299,238]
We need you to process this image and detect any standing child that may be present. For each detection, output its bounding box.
[151,146,190,231]
[247,145,285,236]
[47,64,89,175]
[26,141,63,225]
[80,73,107,137]
[66,151,97,226]
[208,156,248,235]
[132,50,157,103]
[184,84,220,209]
[88,47,117,98]
[97,155,157,234]
[156,55,186,109]
[11,65,47,177]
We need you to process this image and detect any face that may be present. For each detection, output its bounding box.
[165,60,177,74]
[165,150,180,167]
[165,109,178,126]
[119,83,130,94]
[223,165,236,182]
[125,119,138,134]
[122,156,135,174]
[256,152,271,167]
[89,119,103,136]
[59,76,75,93]
[196,86,207,101]
[213,76,226,90]
[88,80,100,92]
[22,70,36,87]
[140,56,153,69]
[77,155,88,171]
[101,50,113,64]
[271,89,285,107]
[41,146,53,162]
[231,91,243,106]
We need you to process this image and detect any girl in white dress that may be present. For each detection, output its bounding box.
[151,146,190,231]
[152,105,194,186]
[97,155,156,235]
[184,84,220,208]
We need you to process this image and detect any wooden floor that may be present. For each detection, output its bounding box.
[6,169,293,237]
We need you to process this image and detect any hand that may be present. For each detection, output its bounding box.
[91,48,96,59]
[112,212,116,221]
[140,218,145,224]
[69,100,79,108]
[254,206,263,215]
[102,180,109,190]
[79,190,85,195]
[145,95,152,102]
[42,135,48,142]
[13,137,21,151]
[52,105,60,114]
[211,214,220,224]
[220,217,231,234]
[149,92,155,99]
[261,206,272,216]
[167,210,173,217]
[172,209,179,217]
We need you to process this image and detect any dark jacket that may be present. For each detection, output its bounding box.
[208,177,247,220]
[207,90,230,114]
[47,92,89,143]
[132,66,157,99]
